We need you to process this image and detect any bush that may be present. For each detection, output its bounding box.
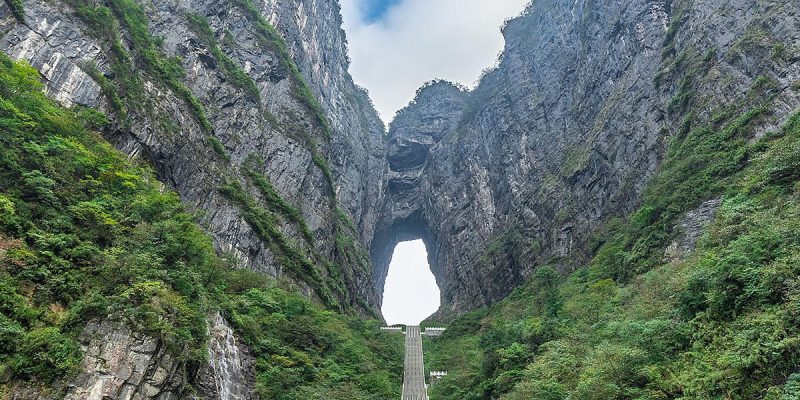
[7,0,24,21]
[209,136,230,161]
[11,328,81,381]
[186,13,260,101]
[0,194,16,228]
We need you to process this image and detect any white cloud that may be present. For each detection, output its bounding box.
[340,0,530,124]
[381,240,440,326]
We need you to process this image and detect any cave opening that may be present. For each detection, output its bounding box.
[381,239,441,325]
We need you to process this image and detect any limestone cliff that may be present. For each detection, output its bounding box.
[0,0,387,314]
[1,1,386,397]
[2,0,800,397]
[371,0,800,318]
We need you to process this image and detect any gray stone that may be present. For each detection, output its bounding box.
[2,0,800,395]
[369,0,800,319]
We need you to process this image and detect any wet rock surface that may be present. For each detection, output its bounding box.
[193,313,256,400]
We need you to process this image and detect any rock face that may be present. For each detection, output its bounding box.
[663,198,722,264]
[370,0,800,317]
[2,0,800,394]
[5,315,254,400]
[6,319,187,400]
[65,320,187,400]
[370,82,469,298]
[0,0,387,313]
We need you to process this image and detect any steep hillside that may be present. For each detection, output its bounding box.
[425,100,800,399]
[0,53,403,399]
[0,0,387,315]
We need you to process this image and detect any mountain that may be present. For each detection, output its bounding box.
[0,0,399,398]
[375,0,800,318]
[1,0,389,316]
[1,0,800,398]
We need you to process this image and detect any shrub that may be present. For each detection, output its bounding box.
[186,13,260,101]
[7,0,24,21]
[0,194,15,228]
[11,327,81,381]
[209,136,230,161]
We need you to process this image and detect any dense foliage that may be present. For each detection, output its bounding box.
[426,81,800,399]
[0,54,402,398]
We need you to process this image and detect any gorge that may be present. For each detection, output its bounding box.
[1,0,800,398]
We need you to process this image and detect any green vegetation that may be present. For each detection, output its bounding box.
[243,164,313,243]
[227,0,338,193]
[312,150,336,191]
[186,13,261,102]
[67,0,211,131]
[225,286,404,399]
[660,0,691,59]
[221,157,373,316]
[82,61,128,121]
[209,136,230,161]
[426,79,800,398]
[4,0,25,22]
[0,54,402,398]
[231,0,332,140]
[333,207,371,271]
[218,180,340,308]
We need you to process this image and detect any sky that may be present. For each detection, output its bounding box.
[380,240,440,325]
[339,0,529,324]
[339,0,530,123]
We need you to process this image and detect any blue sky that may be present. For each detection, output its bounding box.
[359,0,401,22]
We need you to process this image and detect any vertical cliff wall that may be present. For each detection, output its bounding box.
[0,0,388,314]
[2,0,799,382]
[371,0,800,318]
